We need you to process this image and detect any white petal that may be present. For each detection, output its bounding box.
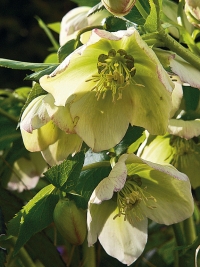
[168,119,200,139]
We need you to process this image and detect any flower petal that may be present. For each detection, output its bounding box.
[126,154,194,224]
[89,156,128,204]
[87,200,147,265]
[168,119,200,139]
[20,121,59,152]
[41,131,82,166]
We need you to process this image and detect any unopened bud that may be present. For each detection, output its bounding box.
[101,0,136,16]
[53,199,86,245]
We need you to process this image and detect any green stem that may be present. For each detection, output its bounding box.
[0,108,18,123]
[159,30,200,70]
[82,239,96,267]
[81,161,111,171]
[135,1,148,19]
[173,223,185,246]
[183,216,197,245]
[67,244,76,267]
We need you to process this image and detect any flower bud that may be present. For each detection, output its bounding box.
[53,199,86,245]
[185,0,200,28]
[101,0,136,16]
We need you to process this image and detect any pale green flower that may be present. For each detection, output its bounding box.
[40,28,173,152]
[87,154,193,265]
[141,119,200,188]
[20,94,82,166]
[185,0,200,28]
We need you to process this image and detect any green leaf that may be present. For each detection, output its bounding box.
[114,126,144,156]
[44,152,85,192]
[8,184,58,255]
[47,22,61,34]
[26,231,66,267]
[58,39,77,63]
[104,16,127,32]
[24,65,57,82]
[0,58,57,71]
[71,0,99,7]
[144,0,161,32]
[183,86,200,112]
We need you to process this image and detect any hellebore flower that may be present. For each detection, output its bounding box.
[101,0,136,16]
[140,119,200,188]
[59,6,109,46]
[87,153,193,265]
[20,94,82,166]
[7,152,47,192]
[40,28,174,152]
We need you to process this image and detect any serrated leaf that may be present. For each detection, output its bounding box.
[87,2,105,17]
[0,58,57,71]
[104,16,127,32]
[9,184,58,255]
[44,152,85,192]
[144,0,161,32]
[72,165,111,207]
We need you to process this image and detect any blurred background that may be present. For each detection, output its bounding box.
[0,0,77,89]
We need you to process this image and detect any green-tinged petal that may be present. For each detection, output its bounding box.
[140,134,173,164]
[170,76,183,118]
[41,130,82,166]
[20,95,50,133]
[44,95,75,133]
[89,157,127,204]
[87,200,147,265]
[155,48,200,89]
[126,154,194,224]
[70,91,133,151]
[168,119,200,139]
[21,121,59,152]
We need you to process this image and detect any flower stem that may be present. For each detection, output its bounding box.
[183,215,197,245]
[135,1,148,19]
[173,222,185,246]
[158,30,200,70]
[82,239,96,267]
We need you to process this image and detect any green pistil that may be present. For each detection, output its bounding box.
[86,48,136,101]
[114,179,157,223]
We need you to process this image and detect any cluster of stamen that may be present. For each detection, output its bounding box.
[86,48,136,101]
[170,136,199,168]
[114,176,157,223]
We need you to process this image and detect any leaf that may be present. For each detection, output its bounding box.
[44,152,85,192]
[58,39,77,63]
[71,0,99,7]
[0,58,57,71]
[144,0,161,32]
[25,231,66,267]
[104,16,127,32]
[24,65,57,82]
[7,184,58,255]
[183,86,200,111]
[87,2,105,17]
[114,125,144,156]
[0,248,7,267]
[47,22,61,34]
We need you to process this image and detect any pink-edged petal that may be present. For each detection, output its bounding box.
[168,119,200,139]
[89,156,128,205]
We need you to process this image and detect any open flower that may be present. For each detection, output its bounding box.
[87,153,193,265]
[20,94,82,166]
[40,28,173,152]
[140,119,200,188]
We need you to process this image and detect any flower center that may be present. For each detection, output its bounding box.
[86,48,136,101]
[114,175,157,223]
[170,136,200,168]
